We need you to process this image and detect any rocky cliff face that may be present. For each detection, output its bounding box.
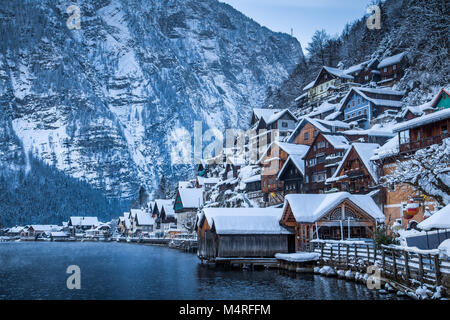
[0,0,302,198]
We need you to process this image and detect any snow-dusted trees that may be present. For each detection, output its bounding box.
[180,212,197,234]
[381,139,450,206]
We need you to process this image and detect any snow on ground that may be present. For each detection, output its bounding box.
[275,252,320,262]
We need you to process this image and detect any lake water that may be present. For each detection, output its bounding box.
[0,242,396,300]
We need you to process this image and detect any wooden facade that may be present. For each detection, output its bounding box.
[277,157,305,195]
[303,133,348,194]
[197,218,294,260]
[327,145,378,194]
[281,198,379,250]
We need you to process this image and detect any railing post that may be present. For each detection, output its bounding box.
[321,242,324,259]
[382,247,386,274]
[366,244,370,262]
[346,244,349,265]
[354,244,358,262]
[392,249,398,281]
[374,245,377,264]
[338,243,341,266]
[330,244,334,266]
[434,255,441,286]
[418,253,424,284]
[403,251,410,285]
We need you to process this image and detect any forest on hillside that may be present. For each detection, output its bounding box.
[264,0,449,109]
[0,156,129,227]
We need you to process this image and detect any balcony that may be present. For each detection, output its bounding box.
[345,170,366,179]
[399,133,449,154]
[345,113,368,123]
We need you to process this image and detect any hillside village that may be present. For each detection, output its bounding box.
[3,52,448,250]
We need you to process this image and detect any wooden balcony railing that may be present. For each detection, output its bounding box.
[399,133,449,153]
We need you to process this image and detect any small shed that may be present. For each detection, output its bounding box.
[197,208,295,260]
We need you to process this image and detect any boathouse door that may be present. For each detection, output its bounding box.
[288,234,295,253]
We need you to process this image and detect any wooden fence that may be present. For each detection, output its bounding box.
[311,241,450,289]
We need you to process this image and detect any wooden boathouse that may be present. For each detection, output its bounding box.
[196,208,295,263]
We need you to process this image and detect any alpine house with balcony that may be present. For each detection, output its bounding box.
[338,87,405,129]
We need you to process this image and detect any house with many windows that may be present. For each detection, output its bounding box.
[287,117,350,146]
[303,132,350,194]
[377,52,408,86]
[339,87,404,129]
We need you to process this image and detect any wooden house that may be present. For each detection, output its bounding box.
[174,188,203,233]
[196,208,295,260]
[431,88,450,110]
[287,117,350,146]
[68,217,99,235]
[153,199,175,230]
[277,155,306,195]
[394,108,450,155]
[25,225,60,238]
[326,143,380,194]
[281,192,385,250]
[303,66,355,105]
[6,226,24,237]
[303,132,350,194]
[130,209,154,235]
[345,58,380,84]
[259,142,309,205]
[377,52,408,86]
[117,213,131,235]
[338,87,404,129]
[308,101,341,120]
[195,176,220,191]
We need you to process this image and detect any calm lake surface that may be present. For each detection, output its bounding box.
[0,242,395,300]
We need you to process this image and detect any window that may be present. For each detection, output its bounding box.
[400,130,410,144]
[314,130,318,138]
[393,64,397,70]
[304,132,309,140]
[384,67,388,72]
[358,111,362,115]
[364,109,367,115]
[365,75,369,81]
[352,101,355,107]
[442,125,448,134]
[357,98,361,105]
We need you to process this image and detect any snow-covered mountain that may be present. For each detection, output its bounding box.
[0,0,302,198]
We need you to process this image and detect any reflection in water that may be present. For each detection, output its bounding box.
[0,242,396,300]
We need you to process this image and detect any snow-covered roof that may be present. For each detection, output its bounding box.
[287,117,349,143]
[344,58,378,75]
[338,87,404,112]
[70,217,99,227]
[377,52,407,69]
[283,192,385,223]
[29,225,60,232]
[243,174,261,184]
[324,111,342,121]
[162,202,175,217]
[155,199,174,212]
[418,204,450,231]
[323,66,354,80]
[50,232,69,237]
[277,154,306,179]
[7,226,24,233]
[303,80,315,91]
[266,109,297,125]
[329,143,380,183]
[342,127,395,138]
[322,134,350,149]
[252,108,282,123]
[199,208,292,235]
[308,101,339,118]
[258,141,309,164]
[370,136,399,160]
[135,211,155,226]
[275,252,320,262]
[178,181,193,189]
[179,188,204,209]
[197,176,220,185]
[393,108,450,132]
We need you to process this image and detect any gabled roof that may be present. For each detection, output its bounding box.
[418,204,450,231]
[370,136,399,161]
[178,188,203,209]
[154,199,174,214]
[328,143,380,183]
[198,208,291,235]
[345,58,379,75]
[304,66,354,92]
[283,192,385,224]
[338,87,404,112]
[258,141,310,164]
[252,108,282,123]
[135,211,155,226]
[430,87,450,108]
[287,117,350,143]
[197,176,220,186]
[342,127,395,138]
[378,52,407,69]
[277,154,307,180]
[393,108,450,132]
[309,101,340,118]
[322,134,350,149]
[266,109,298,125]
[69,217,99,227]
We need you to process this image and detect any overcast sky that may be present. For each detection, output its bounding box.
[220,0,376,55]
